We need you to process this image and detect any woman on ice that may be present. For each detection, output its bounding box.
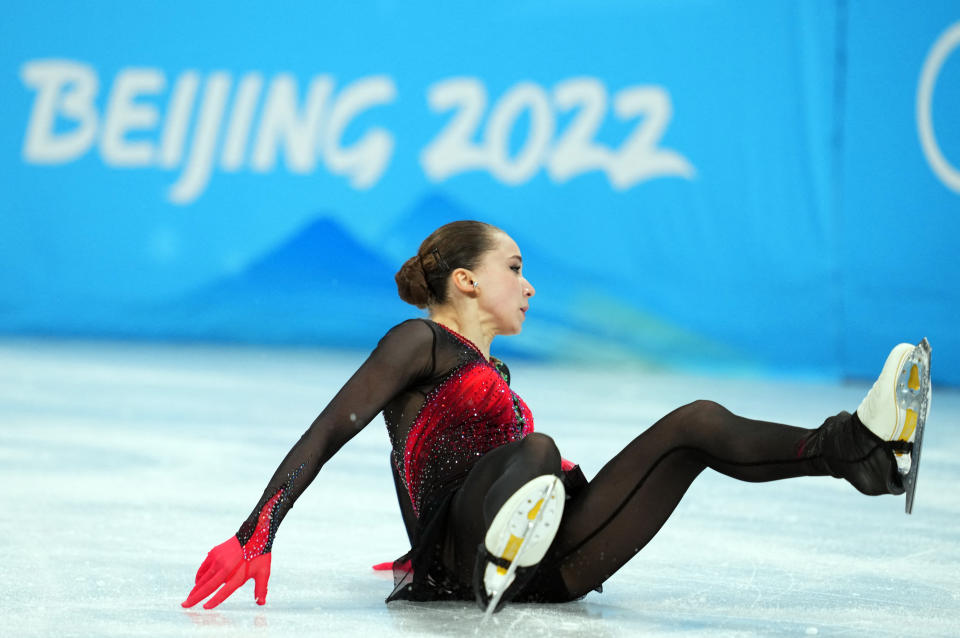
[182,220,931,615]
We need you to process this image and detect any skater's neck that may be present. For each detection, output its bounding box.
[429,311,493,361]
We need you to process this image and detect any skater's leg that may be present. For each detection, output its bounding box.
[535,340,931,599]
[540,400,847,599]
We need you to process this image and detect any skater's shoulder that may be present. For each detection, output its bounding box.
[379,318,437,346]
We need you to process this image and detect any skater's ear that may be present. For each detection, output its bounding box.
[449,267,479,295]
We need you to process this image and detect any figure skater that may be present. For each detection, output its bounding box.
[182,220,931,616]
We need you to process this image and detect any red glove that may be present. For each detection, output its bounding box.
[182,488,284,609]
[181,536,271,609]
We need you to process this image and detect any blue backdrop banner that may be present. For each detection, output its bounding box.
[2,1,958,384]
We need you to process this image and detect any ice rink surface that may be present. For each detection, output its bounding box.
[2,338,958,637]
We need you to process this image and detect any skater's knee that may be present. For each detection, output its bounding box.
[668,400,732,437]
[684,399,730,420]
[519,432,562,472]
[522,432,561,458]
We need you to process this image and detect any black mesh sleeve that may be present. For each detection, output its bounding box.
[236,319,435,552]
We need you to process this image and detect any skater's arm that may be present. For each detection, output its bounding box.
[183,319,434,609]
[237,319,434,544]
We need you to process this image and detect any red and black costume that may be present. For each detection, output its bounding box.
[237,319,555,599]
[236,318,901,603]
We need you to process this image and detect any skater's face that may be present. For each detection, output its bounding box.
[471,232,535,336]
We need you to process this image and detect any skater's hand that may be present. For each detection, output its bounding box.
[181,536,272,609]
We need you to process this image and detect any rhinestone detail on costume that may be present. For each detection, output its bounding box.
[395,326,534,517]
[236,463,305,556]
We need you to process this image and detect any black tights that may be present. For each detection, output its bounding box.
[448,400,834,601]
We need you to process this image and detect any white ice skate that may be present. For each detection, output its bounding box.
[856,338,932,514]
[475,474,565,619]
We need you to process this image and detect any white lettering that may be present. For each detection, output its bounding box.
[100,68,164,166]
[20,62,700,200]
[20,59,99,163]
[421,78,488,180]
[548,78,613,182]
[420,77,694,189]
[485,82,553,184]
[608,86,695,189]
[324,75,396,189]
[158,72,200,168]
[251,74,332,173]
[221,73,264,171]
[169,73,231,204]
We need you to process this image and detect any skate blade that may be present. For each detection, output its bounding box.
[482,476,564,620]
[901,338,932,514]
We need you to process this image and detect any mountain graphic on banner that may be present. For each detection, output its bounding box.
[195,217,396,296]
[137,216,410,346]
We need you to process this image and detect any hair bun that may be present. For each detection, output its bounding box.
[395,220,501,308]
[395,255,431,308]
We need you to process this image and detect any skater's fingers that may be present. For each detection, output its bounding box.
[182,577,221,608]
[253,579,268,606]
[199,550,238,585]
[250,555,271,605]
[182,563,233,608]
[182,582,211,608]
[194,554,215,585]
[183,537,245,607]
[202,582,240,610]
[203,565,247,610]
